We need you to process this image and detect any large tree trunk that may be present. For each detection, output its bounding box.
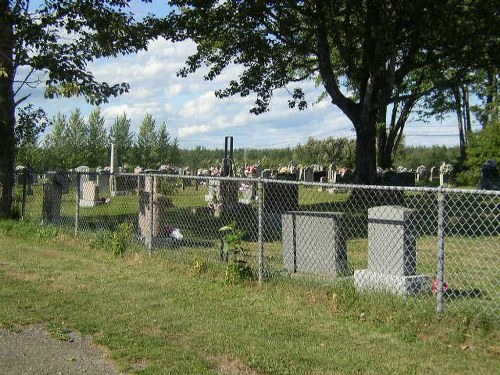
[354,117,378,185]
[453,87,467,162]
[0,1,16,218]
[376,107,389,170]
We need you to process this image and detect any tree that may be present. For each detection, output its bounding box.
[65,109,88,168]
[294,137,355,167]
[165,1,498,184]
[169,137,181,166]
[156,121,171,166]
[472,69,499,128]
[15,104,51,168]
[43,112,68,169]
[0,0,160,217]
[86,108,108,168]
[458,120,500,186]
[135,113,158,168]
[109,113,134,167]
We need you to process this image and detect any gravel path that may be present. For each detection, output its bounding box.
[0,325,122,375]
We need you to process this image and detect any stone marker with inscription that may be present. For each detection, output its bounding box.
[354,205,430,295]
[282,211,348,276]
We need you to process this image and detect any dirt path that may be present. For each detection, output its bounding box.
[0,324,122,375]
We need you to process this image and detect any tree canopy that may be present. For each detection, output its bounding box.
[0,0,161,217]
[164,0,498,183]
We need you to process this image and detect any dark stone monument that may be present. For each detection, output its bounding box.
[263,174,299,214]
[479,160,500,190]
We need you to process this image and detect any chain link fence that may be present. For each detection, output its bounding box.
[13,170,499,318]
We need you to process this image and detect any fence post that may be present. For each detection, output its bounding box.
[75,172,80,236]
[257,178,265,284]
[41,181,45,225]
[146,175,154,255]
[21,169,27,220]
[437,185,446,317]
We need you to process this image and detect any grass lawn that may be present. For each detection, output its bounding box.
[0,220,498,374]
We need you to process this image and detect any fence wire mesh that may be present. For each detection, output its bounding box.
[13,170,499,318]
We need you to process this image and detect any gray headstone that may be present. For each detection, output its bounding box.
[439,163,453,186]
[254,164,263,178]
[354,205,431,295]
[416,165,428,182]
[304,167,314,182]
[261,169,272,179]
[283,211,347,276]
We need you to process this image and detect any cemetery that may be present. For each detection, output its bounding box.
[2,1,498,373]
[12,144,498,319]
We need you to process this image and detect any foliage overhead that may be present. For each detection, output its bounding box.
[0,0,163,217]
[163,0,499,182]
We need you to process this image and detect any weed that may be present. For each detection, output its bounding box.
[46,322,72,342]
[192,257,208,274]
[89,222,134,256]
[111,222,134,256]
[36,224,59,240]
[219,221,254,284]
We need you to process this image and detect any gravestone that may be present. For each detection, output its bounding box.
[354,206,431,295]
[298,167,304,181]
[238,182,256,204]
[97,170,110,196]
[263,174,299,214]
[254,164,263,178]
[204,179,239,216]
[328,165,335,182]
[261,169,272,179]
[110,144,119,196]
[429,166,439,183]
[333,168,355,184]
[138,175,172,241]
[416,165,428,183]
[313,170,327,182]
[304,166,314,182]
[439,163,453,186]
[79,181,100,207]
[43,171,71,224]
[282,211,348,276]
[479,160,500,190]
[75,166,90,198]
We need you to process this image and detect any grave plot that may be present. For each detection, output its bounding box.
[282,211,348,276]
[354,205,431,295]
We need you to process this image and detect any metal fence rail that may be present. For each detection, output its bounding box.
[13,170,500,318]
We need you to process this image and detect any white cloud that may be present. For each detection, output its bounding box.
[25,16,463,150]
[178,124,213,138]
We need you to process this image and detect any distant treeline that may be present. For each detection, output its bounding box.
[19,108,498,187]
[16,108,460,172]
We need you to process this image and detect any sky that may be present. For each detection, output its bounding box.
[23,1,469,150]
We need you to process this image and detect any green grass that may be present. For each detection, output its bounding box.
[1,220,499,374]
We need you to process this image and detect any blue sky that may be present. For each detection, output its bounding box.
[24,0,467,150]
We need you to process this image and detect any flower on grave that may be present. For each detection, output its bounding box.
[244,165,257,177]
[239,182,252,193]
[278,166,290,174]
[207,193,222,211]
[431,279,449,294]
[164,225,184,240]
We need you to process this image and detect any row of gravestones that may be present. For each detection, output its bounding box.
[282,206,431,295]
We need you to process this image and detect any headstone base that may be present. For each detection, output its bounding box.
[79,199,101,207]
[354,269,431,295]
[111,190,128,196]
